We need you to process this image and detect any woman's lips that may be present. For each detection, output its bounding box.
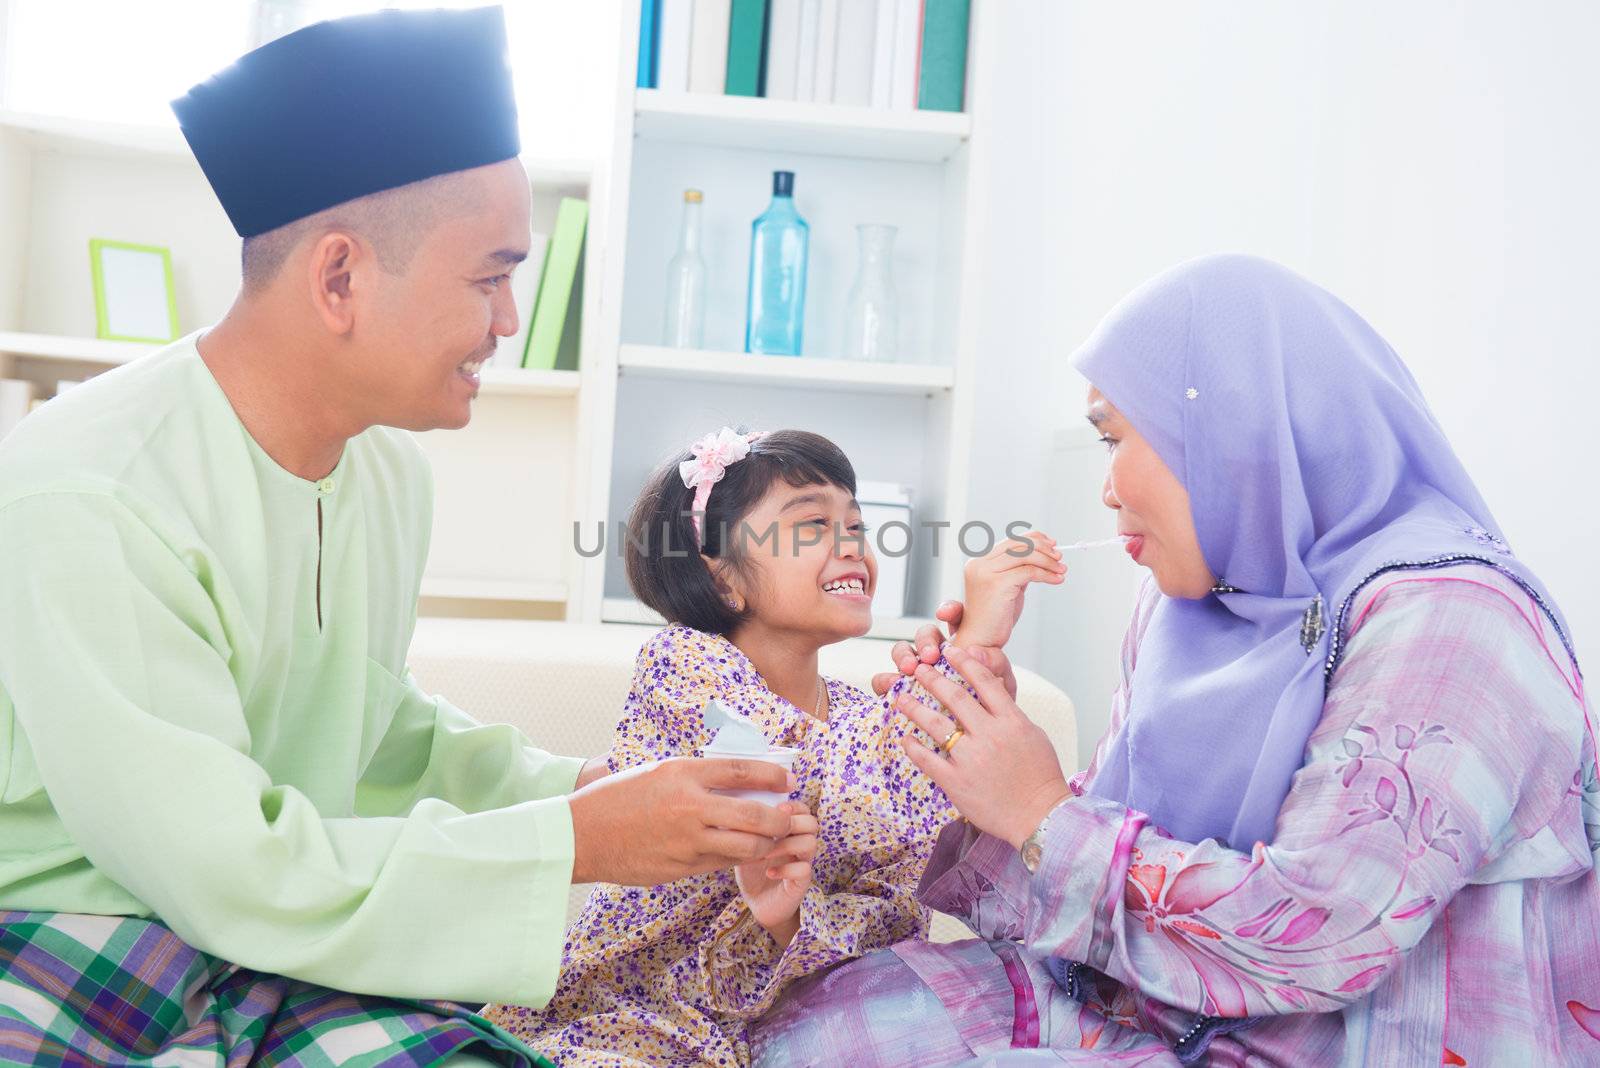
[1124,535,1146,563]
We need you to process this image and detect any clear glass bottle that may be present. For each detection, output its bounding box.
[841,223,899,362]
[744,170,809,356]
[663,188,707,349]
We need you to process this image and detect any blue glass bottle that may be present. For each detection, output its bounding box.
[744,170,809,356]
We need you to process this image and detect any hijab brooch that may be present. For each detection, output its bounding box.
[1300,594,1326,654]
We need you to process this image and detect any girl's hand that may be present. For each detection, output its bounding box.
[953,531,1066,651]
[734,802,819,945]
[870,600,1018,700]
[895,647,1071,849]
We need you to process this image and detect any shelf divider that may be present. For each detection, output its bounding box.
[618,343,954,396]
[634,90,970,163]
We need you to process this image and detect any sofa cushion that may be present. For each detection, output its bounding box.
[407,619,1078,945]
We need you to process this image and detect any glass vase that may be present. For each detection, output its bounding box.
[663,188,707,348]
[841,224,899,362]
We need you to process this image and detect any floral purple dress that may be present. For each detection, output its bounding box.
[753,566,1598,1065]
[485,624,959,1066]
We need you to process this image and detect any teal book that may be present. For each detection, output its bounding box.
[523,198,589,370]
[916,0,968,112]
[638,0,661,87]
[725,0,768,97]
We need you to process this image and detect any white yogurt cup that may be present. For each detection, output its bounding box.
[701,745,800,807]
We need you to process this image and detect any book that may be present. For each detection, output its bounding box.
[813,0,841,104]
[554,242,586,372]
[889,0,922,110]
[493,231,549,369]
[869,0,896,108]
[725,0,768,96]
[833,0,876,106]
[688,0,732,94]
[657,0,694,93]
[637,0,662,89]
[794,0,820,101]
[916,0,969,111]
[524,198,589,371]
[764,0,802,101]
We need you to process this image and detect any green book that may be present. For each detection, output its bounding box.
[553,242,586,372]
[725,0,768,97]
[917,0,970,112]
[523,197,589,370]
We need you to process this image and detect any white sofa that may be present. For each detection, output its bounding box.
[407,619,1078,944]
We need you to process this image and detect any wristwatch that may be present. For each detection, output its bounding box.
[1020,805,1061,873]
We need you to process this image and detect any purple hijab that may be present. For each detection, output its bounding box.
[1070,254,1577,850]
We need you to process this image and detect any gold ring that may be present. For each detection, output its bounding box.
[939,728,965,754]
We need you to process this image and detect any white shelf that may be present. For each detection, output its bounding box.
[0,110,592,190]
[633,90,970,163]
[0,109,188,158]
[479,367,582,397]
[0,334,581,396]
[0,331,157,365]
[421,578,569,603]
[602,596,934,642]
[618,344,954,395]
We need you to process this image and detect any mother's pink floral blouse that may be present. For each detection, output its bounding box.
[908,565,1598,1064]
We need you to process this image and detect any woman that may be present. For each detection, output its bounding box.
[751,255,1597,1065]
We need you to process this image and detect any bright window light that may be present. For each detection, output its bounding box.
[2,1,252,126]
[1,0,619,162]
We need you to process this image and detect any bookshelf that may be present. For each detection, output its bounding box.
[0,0,995,642]
[571,0,994,643]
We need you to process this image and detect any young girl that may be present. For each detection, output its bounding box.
[485,427,1064,1067]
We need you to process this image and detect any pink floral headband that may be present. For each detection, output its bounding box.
[679,426,765,546]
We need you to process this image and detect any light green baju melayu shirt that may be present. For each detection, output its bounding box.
[0,333,583,1007]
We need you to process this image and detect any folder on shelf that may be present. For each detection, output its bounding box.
[554,243,586,372]
[870,0,896,108]
[794,0,821,102]
[524,198,589,371]
[637,0,662,88]
[725,0,768,96]
[833,0,877,106]
[917,0,969,112]
[765,0,802,101]
[889,0,923,110]
[689,0,732,94]
[657,0,694,93]
[812,0,840,104]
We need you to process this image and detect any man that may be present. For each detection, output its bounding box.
[0,9,800,1065]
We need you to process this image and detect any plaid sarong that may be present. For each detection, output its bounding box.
[0,911,555,1067]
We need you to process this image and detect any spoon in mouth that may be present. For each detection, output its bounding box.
[1057,535,1132,552]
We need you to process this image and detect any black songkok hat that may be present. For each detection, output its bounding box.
[173,5,521,238]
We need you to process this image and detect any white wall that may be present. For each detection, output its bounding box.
[967,1,1600,762]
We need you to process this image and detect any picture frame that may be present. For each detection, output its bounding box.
[89,238,180,344]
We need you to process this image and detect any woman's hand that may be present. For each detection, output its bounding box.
[895,646,1071,849]
[954,531,1066,650]
[734,801,819,946]
[871,601,1019,700]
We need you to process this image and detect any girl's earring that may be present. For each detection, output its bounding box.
[728,598,741,611]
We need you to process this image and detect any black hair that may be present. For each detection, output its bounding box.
[625,429,858,635]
